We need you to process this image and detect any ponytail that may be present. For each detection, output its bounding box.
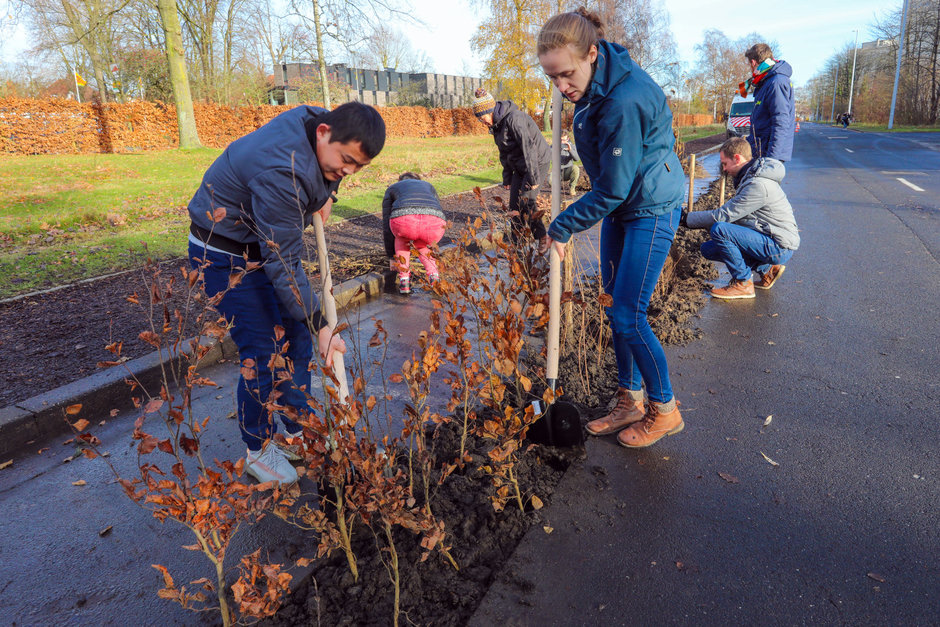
[537,7,605,58]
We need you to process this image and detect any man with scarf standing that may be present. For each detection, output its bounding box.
[743,43,795,162]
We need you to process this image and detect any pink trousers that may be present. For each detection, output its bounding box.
[390,214,447,278]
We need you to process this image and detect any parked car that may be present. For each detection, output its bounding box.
[726,93,755,139]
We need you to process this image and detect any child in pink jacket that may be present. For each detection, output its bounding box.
[381,172,447,294]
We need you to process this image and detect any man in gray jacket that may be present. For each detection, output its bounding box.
[188,102,385,484]
[684,136,799,300]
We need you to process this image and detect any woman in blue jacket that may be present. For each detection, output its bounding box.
[538,8,686,448]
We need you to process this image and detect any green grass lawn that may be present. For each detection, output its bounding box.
[0,135,502,299]
[840,123,940,133]
[677,124,725,142]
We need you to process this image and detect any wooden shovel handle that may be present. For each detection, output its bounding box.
[547,87,563,386]
[312,211,349,403]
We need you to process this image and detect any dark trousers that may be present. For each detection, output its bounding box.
[508,158,550,242]
[190,242,309,449]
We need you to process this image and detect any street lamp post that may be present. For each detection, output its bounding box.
[847,29,859,114]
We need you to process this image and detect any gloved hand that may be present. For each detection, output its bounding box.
[679,209,689,229]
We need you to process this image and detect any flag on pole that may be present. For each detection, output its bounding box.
[74,72,86,87]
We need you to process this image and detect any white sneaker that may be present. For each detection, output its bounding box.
[245,445,298,485]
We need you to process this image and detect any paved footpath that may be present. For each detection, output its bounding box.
[471,124,940,625]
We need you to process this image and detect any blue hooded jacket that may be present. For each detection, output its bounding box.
[748,60,795,162]
[548,40,685,244]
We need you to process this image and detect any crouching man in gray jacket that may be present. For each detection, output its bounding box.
[684,136,799,300]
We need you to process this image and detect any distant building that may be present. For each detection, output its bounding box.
[860,38,896,54]
[271,62,484,108]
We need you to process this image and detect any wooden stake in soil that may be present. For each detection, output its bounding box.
[312,211,349,403]
[719,174,726,206]
[687,153,696,212]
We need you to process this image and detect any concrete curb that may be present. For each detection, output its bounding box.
[0,268,397,459]
[694,142,723,157]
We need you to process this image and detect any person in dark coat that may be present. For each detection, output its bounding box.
[743,43,795,162]
[557,130,581,195]
[187,102,385,485]
[381,172,447,294]
[538,8,686,449]
[472,88,552,251]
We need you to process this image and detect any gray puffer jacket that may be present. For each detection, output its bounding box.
[686,158,799,250]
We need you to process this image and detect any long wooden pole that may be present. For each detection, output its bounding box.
[687,153,696,212]
[312,212,349,403]
[719,174,726,206]
[546,86,563,391]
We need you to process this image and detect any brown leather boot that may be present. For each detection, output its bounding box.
[756,264,786,290]
[617,401,684,448]
[586,388,645,436]
[710,279,755,300]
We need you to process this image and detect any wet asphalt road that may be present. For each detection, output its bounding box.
[471,124,940,624]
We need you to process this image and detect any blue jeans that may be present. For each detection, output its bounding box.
[701,222,794,281]
[189,243,311,449]
[599,207,680,403]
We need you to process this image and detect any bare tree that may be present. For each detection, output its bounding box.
[17,0,130,100]
[693,28,777,115]
[359,24,433,72]
[593,0,679,86]
[289,0,417,108]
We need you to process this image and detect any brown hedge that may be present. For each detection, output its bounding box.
[0,98,488,155]
[673,113,715,127]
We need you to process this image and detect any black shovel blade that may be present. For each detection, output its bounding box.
[527,399,583,448]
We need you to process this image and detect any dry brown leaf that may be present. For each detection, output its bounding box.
[65,404,83,415]
[760,452,780,467]
[763,414,773,427]
[530,495,544,510]
[867,572,886,583]
[99,525,113,537]
[543,525,553,534]
[72,479,87,486]
[717,472,739,484]
[0,459,12,470]
[72,418,90,432]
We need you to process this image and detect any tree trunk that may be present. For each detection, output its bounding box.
[312,0,332,107]
[156,0,202,148]
[929,1,940,121]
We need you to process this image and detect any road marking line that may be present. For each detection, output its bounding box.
[897,177,925,192]
[827,136,848,139]
[845,148,854,153]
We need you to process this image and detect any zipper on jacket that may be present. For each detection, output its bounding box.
[573,102,592,131]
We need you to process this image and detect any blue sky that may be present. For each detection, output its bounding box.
[2,0,897,87]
